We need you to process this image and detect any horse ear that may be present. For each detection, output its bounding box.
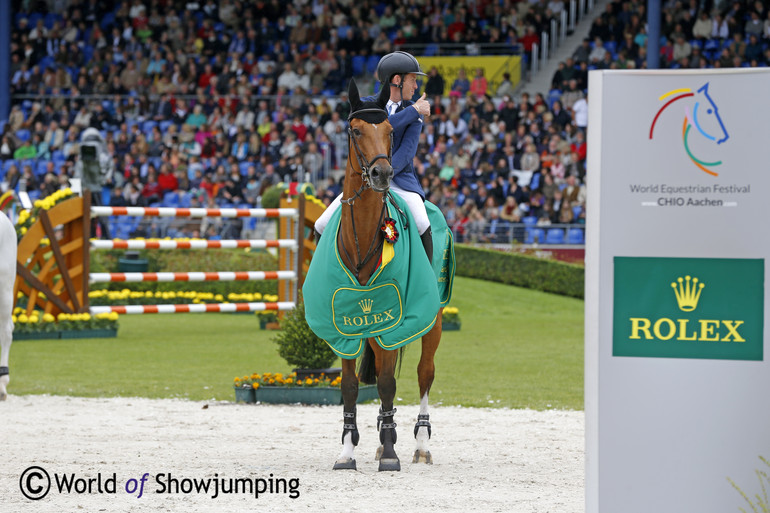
[376,80,390,109]
[348,79,361,112]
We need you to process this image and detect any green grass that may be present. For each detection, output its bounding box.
[9,276,584,409]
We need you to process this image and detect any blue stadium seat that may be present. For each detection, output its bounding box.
[366,55,380,75]
[15,129,30,142]
[567,227,585,244]
[522,216,538,227]
[142,120,158,134]
[35,160,48,177]
[424,43,439,57]
[163,191,179,206]
[351,55,366,76]
[525,227,545,244]
[545,228,565,244]
[3,160,18,174]
[159,120,174,133]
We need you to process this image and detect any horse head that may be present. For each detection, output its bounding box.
[347,79,393,193]
[693,82,729,145]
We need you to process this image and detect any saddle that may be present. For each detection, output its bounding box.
[303,195,455,359]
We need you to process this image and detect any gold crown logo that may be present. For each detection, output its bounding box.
[670,275,705,312]
[358,298,374,314]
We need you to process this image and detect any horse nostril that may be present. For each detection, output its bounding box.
[371,167,380,178]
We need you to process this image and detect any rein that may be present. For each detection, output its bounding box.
[340,108,394,281]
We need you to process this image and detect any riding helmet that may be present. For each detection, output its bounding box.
[375,51,427,84]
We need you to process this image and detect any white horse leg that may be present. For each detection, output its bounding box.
[412,393,433,464]
[0,211,16,401]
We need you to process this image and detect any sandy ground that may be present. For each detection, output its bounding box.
[1,395,584,513]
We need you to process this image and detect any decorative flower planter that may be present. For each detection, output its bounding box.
[250,384,379,405]
[13,331,61,340]
[293,367,343,381]
[234,386,256,403]
[60,329,118,339]
[443,321,461,331]
[259,318,280,330]
[13,329,118,340]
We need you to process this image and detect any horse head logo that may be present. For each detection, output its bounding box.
[649,82,729,177]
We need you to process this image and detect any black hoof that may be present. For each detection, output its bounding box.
[333,458,357,470]
[378,458,401,472]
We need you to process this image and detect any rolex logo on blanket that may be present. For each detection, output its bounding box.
[303,196,455,359]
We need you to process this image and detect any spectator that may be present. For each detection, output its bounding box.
[469,68,488,99]
[450,68,470,96]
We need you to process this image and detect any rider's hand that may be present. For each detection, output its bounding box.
[412,93,430,116]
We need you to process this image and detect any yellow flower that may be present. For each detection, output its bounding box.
[234,377,241,384]
[304,378,313,386]
[252,383,260,389]
[17,314,28,323]
[43,313,55,322]
[11,315,16,323]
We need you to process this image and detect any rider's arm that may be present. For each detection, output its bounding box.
[389,109,423,175]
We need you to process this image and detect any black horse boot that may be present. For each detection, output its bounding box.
[420,227,433,264]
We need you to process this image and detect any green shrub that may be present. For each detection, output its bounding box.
[454,244,584,298]
[260,185,283,209]
[273,302,337,369]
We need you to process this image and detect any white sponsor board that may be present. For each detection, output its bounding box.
[586,69,770,513]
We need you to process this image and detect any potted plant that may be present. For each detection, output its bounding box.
[273,301,340,379]
[233,374,259,403]
[442,306,461,330]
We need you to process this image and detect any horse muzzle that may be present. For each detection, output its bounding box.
[369,163,393,193]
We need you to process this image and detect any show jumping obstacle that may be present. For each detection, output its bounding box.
[13,191,325,318]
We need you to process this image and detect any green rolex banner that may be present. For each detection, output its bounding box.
[303,196,455,359]
[613,256,764,361]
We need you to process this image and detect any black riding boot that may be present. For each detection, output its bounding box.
[420,227,433,264]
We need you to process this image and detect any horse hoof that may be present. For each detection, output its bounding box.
[378,458,401,472]
[333,458,357,470]
[412,450,433,464]
[374,445,383,461]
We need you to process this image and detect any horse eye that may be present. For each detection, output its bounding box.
[352,128,361,136]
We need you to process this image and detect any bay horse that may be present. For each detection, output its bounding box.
[332,79,443,471]
[0,210,16,400]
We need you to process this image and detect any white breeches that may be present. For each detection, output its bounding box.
[314,183,430,235]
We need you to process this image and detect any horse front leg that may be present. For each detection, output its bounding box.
[376,349,400,471]
[333,358,359,470]
[0,275,13,402]
[413,312,442,464]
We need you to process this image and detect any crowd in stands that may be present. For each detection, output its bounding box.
[550,0,770,86]
[6,0,760,243]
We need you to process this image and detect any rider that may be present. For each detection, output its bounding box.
[314,51,434,262]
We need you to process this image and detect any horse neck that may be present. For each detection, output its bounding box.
[338,169,385,286]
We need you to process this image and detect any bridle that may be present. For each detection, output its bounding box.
[339,107,395,281]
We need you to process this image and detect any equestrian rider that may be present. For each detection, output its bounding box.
[314,51,434,262]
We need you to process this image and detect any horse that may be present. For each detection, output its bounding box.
[0,210,16,400]
[649,82,730,177]
[313,79,444,472]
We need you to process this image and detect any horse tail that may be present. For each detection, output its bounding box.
[357,343,405,385]
[357,343,377,384]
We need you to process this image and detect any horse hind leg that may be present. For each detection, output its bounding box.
[413,313,441,464]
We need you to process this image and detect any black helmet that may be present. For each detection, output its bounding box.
[376,51,426,84]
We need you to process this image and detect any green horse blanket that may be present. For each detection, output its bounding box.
[303,196,455,359]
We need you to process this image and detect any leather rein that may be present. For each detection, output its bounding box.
[339,108,394,281]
